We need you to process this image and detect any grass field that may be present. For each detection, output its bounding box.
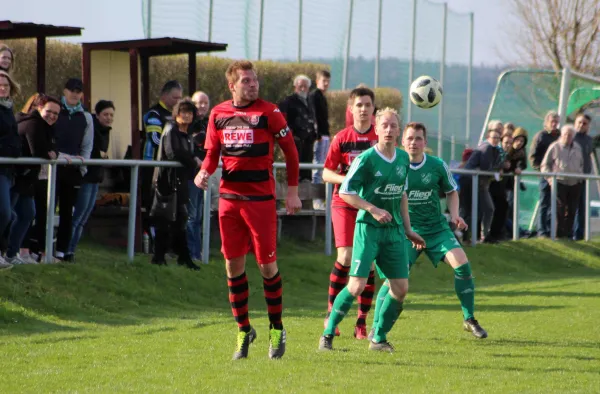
[1,238,599,393]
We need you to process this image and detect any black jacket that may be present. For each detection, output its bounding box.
[309,88,330,137]
[13,111,57,195]
[0,102,21,177]
[153,122,198,201]
[278,93,317,142]
[84,115,112,184]
[529,129,559,171]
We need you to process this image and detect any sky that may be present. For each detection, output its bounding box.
[4,0,511,67]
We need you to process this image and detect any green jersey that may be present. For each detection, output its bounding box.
[406,154,458,235]
[340,146,410,228]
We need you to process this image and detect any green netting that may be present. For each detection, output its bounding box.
[443,10,470,145]
[301,0,350,90]
[567,88,600,116]
[380,0,412,116]
[142,0,210,41]
[410,0,444,157]
[479,70,600,229]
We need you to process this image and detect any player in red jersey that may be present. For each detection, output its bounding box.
[194,60,301,360]
[322,87,378,339]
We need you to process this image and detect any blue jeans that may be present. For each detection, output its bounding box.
[67,182,99,254]
[0,174,12,240]
[312,136,330,184]
[7,192,35,257]
[186,180,204,259]
[573,188,586,240]
[538,178,551,236]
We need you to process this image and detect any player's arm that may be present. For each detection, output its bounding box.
[271,109,301,214]
[400,191,426,249]
[440,161,467,230]
[196,111,221,190]
[322,136,345,184]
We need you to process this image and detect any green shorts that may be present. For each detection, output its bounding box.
[351,222,409,279]
[406,228,462,268]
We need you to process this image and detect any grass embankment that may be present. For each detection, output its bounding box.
[1,239,599,393]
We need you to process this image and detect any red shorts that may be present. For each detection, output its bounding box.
[218,198,277,264]
[331,206,358,248]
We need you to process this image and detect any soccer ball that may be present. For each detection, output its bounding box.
[409,76,443,109]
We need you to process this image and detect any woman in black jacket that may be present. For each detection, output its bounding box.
[66,100,114,259]
[0,70,21,269]
[6,95,60,265]
[151,98,201,270]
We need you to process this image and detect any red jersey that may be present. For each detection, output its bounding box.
[324,125,378,208]
[203,99,299,199]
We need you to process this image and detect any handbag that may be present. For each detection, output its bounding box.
[150,169,178,222]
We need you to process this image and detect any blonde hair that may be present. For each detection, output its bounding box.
[0,44,14,72]
[0,70,20,96]
[375,107,401,125]
[225,60,255,84]
[21,93,41,113]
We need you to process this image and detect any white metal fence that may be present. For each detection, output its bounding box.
[0,158,596,265]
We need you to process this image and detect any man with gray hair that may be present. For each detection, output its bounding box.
[541,124,583,238]
[529,111,560,237]
[279,74,317,182]
[572,113,593,240]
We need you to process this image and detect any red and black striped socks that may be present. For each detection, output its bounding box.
[356,270,375,326]
[328,261,350,314]
[228,272,250,332]
[263,271,283,330]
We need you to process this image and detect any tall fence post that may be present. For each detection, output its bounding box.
[557,68,572,126]
[258,0,265,60]
[325,182,333,256]
[471,173,478,247]
[127,165,139,263]
[550,175,557,240]
[341,0,354,90]
[201,185,212,265]
[208,0,214,42]
[44,163,57,263]
[437,2,448,158]
[450,135,456,162]
[374,0,383,88]
[407,0,418,123]
[512,174,520,241]
[585,178,591,241]
[297,0,303,62]
[465,12,474,145]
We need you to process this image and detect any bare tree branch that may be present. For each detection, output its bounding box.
[505,0,600,74]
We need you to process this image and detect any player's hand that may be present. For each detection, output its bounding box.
[194,169,210,190]
[406,230,426,250]
[451,215,468,231]
[286,192,302,215]
[369,207,392,224]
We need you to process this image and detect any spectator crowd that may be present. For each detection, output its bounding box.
[0,39,597,271]
[457,111,597,244]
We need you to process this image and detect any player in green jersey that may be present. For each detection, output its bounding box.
[318,109,425,353]
[371,122,488,339]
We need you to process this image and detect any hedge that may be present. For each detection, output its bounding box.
[5,39,402,124]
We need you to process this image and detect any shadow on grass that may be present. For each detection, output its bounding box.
[491,353,598,362]
[1,238,599,337]
[477,290,600,298]
[29,334,99,345]
[0,307,81,336]
[477,338,599,350]
[405,303,565,312]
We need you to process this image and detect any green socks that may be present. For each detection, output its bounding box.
[324,287,356,336]
[372,292,403,343]
[371,282,390,328]
[454,263,475,320]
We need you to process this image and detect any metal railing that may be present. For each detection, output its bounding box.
[0,158,597,264]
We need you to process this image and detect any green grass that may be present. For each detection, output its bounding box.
[1,238,600,393]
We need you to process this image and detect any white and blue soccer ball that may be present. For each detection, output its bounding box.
[409,75,443,109]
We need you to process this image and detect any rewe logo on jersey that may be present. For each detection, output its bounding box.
[408,189,433,201]
[374,184,404,196]
[224,129,254,145]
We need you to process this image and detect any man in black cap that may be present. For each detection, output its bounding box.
[53,77,94,262]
